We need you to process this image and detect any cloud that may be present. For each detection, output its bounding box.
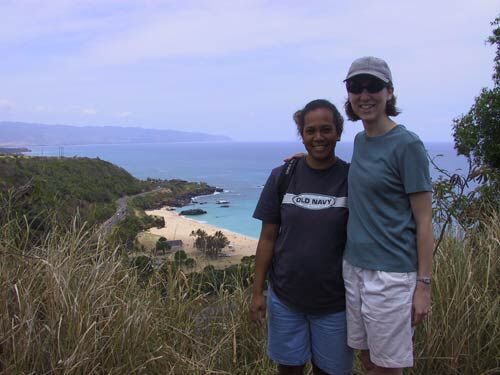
[71,0,498,67]
[34,104,54,113]
[0,98,15,111]
[115,111,131,118]
[82,108,97,115]
[0,0,124,45]
[1,0,497,68]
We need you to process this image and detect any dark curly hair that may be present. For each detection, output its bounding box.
[294,99,344,139]
[344,82,401,121]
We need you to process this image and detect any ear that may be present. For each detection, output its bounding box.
[386,86,394,102]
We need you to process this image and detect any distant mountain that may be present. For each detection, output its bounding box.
[0,121,231,146]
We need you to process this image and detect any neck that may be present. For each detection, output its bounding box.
[363,117,396,137]
[305,154,337,170]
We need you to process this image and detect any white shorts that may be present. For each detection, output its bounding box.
[342,259,417,368]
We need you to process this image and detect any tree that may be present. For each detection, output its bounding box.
[452,17,499,212]
[190,228,229,257]
[453,16,500,172]
[190,229,208,252]
[184,258,196,268]
[155,236,171,255]
[207,231,230,257]
[174,250,188,263]
[432,16,500,252]
[130,255,154,283]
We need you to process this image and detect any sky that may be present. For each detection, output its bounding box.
[0,0,498,142]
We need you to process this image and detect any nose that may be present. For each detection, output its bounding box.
[359,88,371,98]
[312,130,324,140]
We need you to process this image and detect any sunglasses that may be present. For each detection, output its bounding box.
[346,79,387,94]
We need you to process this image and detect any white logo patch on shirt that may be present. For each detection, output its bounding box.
[282,193,347,210]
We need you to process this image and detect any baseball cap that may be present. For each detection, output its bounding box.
[345,56,392,83]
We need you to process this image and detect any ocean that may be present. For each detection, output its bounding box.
[28,141,467,239]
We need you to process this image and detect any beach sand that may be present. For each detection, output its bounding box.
[145,208,258,267]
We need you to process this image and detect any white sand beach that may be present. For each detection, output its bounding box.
[146,208,258,265]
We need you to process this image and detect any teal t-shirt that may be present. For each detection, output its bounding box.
[344,125,432,272]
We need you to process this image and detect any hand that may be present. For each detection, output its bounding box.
[283,152,306,163]
[249,292,267,326]
[412,282,431,326]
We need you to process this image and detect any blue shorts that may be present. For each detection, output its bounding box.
[267,287,353,375]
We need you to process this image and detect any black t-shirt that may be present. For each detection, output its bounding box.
[253,157,349,314]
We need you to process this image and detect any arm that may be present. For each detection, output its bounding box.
[249,222,279,325]
[409,191,434,326]
[284,152,306,163]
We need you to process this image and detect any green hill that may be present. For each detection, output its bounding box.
[0,155,147,228]
[0,155,219,247]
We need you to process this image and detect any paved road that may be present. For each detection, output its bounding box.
[98,188,163,237]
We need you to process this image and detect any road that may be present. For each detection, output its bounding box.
[98,188,164,237]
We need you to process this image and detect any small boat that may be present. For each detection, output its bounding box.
[216,199,230,204]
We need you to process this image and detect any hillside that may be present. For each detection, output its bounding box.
[0,155,216,242]
[0,155,148,227]
[0,121,231,146]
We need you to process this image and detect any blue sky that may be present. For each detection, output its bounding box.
[0,0,497,142]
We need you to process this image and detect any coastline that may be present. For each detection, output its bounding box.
[146,208,258,265]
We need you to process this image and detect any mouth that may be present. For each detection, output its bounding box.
[312,144,329,151]
[359,104,375,110]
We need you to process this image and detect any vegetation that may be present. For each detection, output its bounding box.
[129,179,216,211]
[0,155,145,231]
[155,236,171,254]
[432,16,500,251]
[0,16,498,375]
[190,229,230,258]
[0,156,216,248]
[108,209,159,251]
[0,196,497,373]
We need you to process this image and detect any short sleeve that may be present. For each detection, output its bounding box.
[399,140,432,194]
[252,168,282,224]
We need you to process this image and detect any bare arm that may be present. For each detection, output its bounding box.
[249,222,279,325]
[284,152,306,162]
[409,191,434,326]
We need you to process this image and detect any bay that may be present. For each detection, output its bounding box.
[28,141,467,238]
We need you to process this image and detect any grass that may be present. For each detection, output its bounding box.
[0,207,498,374]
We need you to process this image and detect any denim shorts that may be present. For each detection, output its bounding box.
[267,287,353,374]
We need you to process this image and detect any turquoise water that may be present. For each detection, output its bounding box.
[28,141,466,238]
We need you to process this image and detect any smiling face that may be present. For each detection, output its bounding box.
[302,107,338,169]
[347,75,393,125]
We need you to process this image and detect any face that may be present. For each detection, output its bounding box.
[302,108,338,165]
[347,75,393,124]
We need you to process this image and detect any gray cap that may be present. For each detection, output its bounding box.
[345,56,392,83]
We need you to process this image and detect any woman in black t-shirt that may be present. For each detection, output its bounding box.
[250,99,353,375]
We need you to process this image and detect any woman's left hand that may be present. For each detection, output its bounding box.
[412,282,431,326]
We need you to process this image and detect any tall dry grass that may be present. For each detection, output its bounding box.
[0,207,498,374]
[411,212,499,375]
[0,211,271,374]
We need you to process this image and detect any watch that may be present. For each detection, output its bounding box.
[416,276,432,285]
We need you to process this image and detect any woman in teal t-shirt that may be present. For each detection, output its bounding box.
[342,56,434,374]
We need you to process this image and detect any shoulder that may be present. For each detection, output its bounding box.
[354,131,365,143]
[393,124,424,145]
[270,164,286,178]
[335,157,350,172]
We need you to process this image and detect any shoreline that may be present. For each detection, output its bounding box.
[146,207,258,265]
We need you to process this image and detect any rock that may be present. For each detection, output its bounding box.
[179,208,207,216]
